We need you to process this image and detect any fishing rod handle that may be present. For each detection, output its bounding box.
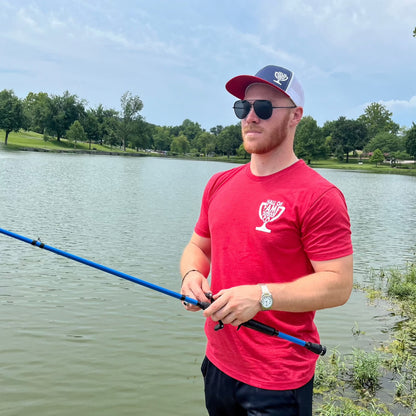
[198,300,326,355]
[241,320,326,356]
[238,318,278,336]
[305,342,327,356]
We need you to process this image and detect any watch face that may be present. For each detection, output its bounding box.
[262,296,273,308]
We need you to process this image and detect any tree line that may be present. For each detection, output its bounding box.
[0,88,415,162]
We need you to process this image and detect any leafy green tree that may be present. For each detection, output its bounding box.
[294,116,328,163]
[335,144,345,161]
[321,120,337,154]
[153,126,172,151]
[406,122,416,159]
[119,91,143,151]
[170,134,190,154]
[66,120,87,148]
[0,89,24,145]
[102,114,120,148]
[130,118,152,151]
[358,102,399,139]
[236,143,250,159]
[81,109,100,149]
[22,92,51,134]
[87,104,119,146]
[390,150,410,166]
[370,148,385,166]
[179,119,203,145]
[217,124,242,157]
[364,131,405,154]
[167,125,181,137]
[210,125,224,136]
[332,117,368,162]
[413,27,416,37]
[195,131,216,156]
[46,91,85,141]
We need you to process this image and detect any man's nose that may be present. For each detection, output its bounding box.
[244,104,260,123]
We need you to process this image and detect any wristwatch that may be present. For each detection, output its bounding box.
[260,284,273,310]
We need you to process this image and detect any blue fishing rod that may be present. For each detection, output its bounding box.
[0,227,326,356]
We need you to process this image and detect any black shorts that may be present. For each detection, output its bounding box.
[201,356,313,416]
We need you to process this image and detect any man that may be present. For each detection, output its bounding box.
[180,65,353,415]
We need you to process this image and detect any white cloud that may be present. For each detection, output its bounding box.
[380,96,416,110]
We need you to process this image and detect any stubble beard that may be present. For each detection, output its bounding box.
[242,115,291,155]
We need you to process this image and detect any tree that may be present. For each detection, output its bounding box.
[102,113,120,148]
[179,119,203,146]
[22,92,51,134]
[406,122,416,159]
[236,143,250,159]
[0,89,24,145]
[170,134,190,154]
[321,120,337,154]
[81,109,100,149]
[217,124,242,157]
[364,131,405,154]
[331,117,368,163]
[46,91,85,141]
[358,102,399,140]
[195,131,216,156]
[119,91,143,151]
[130,118,152,151]
[66,120,87,148]
[413,27,416,37]
[294,116,328,163]
[153,126,172,151]
[210,125,224,136]
[370,148,385,166]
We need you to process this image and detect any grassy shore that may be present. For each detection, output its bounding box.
[1,129,415,176]
[0,130,143,154]
[313,260,416,415]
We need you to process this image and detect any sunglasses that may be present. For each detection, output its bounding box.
[233,100,296,120]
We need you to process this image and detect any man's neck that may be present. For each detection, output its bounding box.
[250,150,299,177]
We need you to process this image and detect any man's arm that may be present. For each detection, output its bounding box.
[203,254,353,326]
[270,254,353,312]
[180,232,212,311]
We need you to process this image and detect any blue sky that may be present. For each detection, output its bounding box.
[1,0,415,131]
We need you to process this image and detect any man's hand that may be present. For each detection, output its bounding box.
[203,285,262,326]
[181,270,211,312]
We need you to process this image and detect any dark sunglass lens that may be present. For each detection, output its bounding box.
[233,100,250,119]
[253,100,273,119]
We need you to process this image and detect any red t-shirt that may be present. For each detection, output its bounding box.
[194,160,353,390]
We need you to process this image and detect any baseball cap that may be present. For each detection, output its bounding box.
[225,65,304,108]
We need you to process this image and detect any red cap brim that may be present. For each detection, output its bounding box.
[225,75,291,100]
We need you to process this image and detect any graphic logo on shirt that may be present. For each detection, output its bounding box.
[255,200,285,233]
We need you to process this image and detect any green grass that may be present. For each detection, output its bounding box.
[0,129,138,154]
[310,159,416,176]
[314,261,416,415]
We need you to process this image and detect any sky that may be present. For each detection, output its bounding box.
[1,0,415,131]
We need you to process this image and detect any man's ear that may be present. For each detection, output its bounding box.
[291,106,303,127]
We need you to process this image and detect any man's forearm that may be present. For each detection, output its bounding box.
[180,233,211,279]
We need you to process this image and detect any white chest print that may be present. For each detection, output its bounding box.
[255,200,286,233]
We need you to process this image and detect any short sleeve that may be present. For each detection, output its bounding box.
[301,187,353,261]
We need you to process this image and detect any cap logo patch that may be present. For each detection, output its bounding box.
[273,71,289,86]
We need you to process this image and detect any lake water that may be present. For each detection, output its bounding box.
[1,151,415,415]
